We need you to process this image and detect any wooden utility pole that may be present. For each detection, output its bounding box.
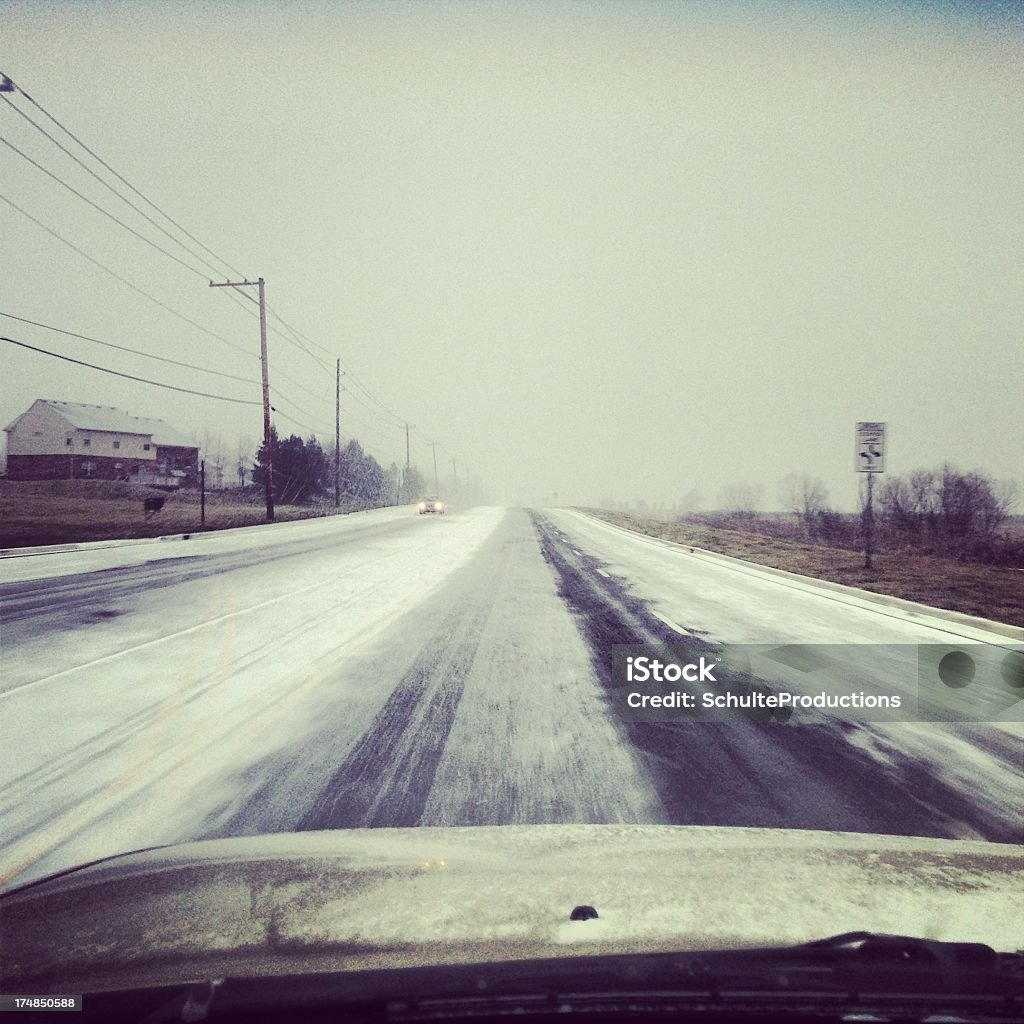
[401,423,414,503]
[428,441,440,495]
[209,277,274,521]
[335,358,341,509]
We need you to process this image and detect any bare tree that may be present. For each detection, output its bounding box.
[881,464,1014,553]
[206,433,225,490]
[716,482,764,514]
[779,473,829,519]
[235,436,253,489]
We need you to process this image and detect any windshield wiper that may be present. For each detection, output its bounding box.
[77,932,1023,1023]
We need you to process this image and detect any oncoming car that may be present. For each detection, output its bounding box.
[418,496,445,514]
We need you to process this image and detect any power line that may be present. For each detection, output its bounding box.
[263,304,333,371]
[1,336,261,404]
[272,407,334,438]
[0,134,210,281]
[1,72,246,280]
[259,301,410,427]
[339,397,404,446]
[2,71,460,472]
[264,302,337,361]
[0,191,255,359]
[0,311,259,384]
[3,85,337,384]
[269,386,330,431]
[3,94,337,377]
[235,297,333,374]
[1,94,229,282]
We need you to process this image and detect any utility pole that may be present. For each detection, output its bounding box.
[335,358,341,510]
[400,423,414,503]
[210,277,274,521]
[451,457,457,494]
[428,441,440,495]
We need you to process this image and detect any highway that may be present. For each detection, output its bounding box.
[1,506,1021,889]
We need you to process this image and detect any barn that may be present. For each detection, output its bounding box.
[4,399,199,488]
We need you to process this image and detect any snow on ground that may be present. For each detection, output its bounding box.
[0,507,506,886]
[0,504,419,584]
[548,509,1024,841]
[551,510,1019,646]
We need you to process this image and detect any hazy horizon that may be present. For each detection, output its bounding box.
[3,0,1022,512]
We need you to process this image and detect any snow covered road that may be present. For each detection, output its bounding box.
[1,505,1021,890]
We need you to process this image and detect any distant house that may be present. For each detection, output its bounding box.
[4,400,199,488]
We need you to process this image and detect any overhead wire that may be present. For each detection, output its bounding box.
[1,336,260,404]
[0,326,326,435]
[2,71,464,472]
[1,78,331,390]
[0,131,330,392]
[2,72,247,280]
[0,134,212,282]
[1,94,230,282]
[0,192,256,360]
[0,312,259,385]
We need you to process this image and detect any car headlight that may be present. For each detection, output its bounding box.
[434,502,443,510]
[418,502,426,510]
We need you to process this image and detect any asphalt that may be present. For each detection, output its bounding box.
[2,506,1021,893]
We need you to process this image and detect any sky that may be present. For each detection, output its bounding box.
[2,0,1022,510]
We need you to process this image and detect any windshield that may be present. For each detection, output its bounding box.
[1,0,1022,1004]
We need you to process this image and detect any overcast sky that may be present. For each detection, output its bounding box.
[2,0,1021,510]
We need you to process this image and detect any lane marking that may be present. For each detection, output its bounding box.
[651,610,688,635]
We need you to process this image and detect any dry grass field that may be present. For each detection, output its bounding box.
[583,508,1024,629]
[0,480,358,548]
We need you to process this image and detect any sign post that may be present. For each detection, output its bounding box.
[855,421,886,569]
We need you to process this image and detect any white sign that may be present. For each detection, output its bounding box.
[856,421,886,473]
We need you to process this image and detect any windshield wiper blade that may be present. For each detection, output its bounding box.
[80,933,1024,1023]
[801,930,1002,970]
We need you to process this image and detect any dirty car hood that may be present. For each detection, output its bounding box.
[2,825,1021,993]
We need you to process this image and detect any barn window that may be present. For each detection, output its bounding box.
[143,443,151,451]
[82,438,91,447]
[113,440,121,450]
[65,438,72,447]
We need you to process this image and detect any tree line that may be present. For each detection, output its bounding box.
[248,428,424,509]
[639,465,1020,567]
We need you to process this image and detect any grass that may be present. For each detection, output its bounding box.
[581,508,1024,629]
[0,480,368,548]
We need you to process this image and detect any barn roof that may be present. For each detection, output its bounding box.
[6,400,196,449]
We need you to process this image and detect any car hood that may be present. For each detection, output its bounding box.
[2,825,1021,993]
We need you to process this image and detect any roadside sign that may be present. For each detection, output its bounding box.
[855,421,886,473]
